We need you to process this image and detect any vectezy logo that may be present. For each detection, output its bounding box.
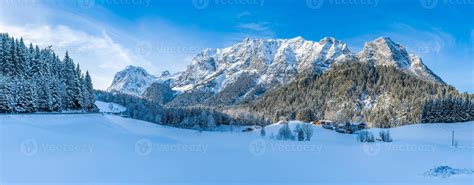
[420,0,438,9]
[363,142,381,156]
[134,41,152,57]
[135,138,152,156]
[306,0,324,9]
[192,0,209,10]
[248,139,266,156]
[20,138,38,156]
[77,0,95,9]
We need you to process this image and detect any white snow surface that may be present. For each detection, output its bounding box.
[95,101,126,113]
[1,115,473,185]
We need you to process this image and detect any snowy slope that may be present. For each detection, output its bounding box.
[95,101,126,113]
[1,114,472,184]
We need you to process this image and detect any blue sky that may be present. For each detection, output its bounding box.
[0,0,472,92]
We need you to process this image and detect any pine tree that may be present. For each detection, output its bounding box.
[13,79,27,112]
[50,83,61,112]
[297,127,305,141]
[16,39,30,78]
[22,80,38,112]
[0,79,13,113]
[10,39,20,77]
[83,71,96,111]
[1,36,14,77]
[206,114,217,130]
[0,35,6,76]
[0,34,95,113]
[63,52,83,109]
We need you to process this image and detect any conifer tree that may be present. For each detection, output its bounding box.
[0,34,95,113]
[83,71,96,110]
[0,79,13,113]
[63,52,84,109]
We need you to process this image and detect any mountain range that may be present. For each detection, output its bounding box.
[108,37,444,106]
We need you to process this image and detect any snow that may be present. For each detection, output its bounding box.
[423,166,474,178]
[1,115,473,185]
[95,101,126,113]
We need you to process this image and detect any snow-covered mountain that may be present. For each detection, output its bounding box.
[171,36,356,93]
[107,66,157,95]
[171,36,443,95]
[358,37,444,83]
[107,66,175,96]
[108,37,444,102]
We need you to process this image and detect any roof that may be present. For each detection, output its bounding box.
[319,120,334,122]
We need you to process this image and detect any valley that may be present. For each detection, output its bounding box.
[1,113,473,185]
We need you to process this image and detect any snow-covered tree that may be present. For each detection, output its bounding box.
[0,78,13,113]
[63,52,84,109]
[296,124,305,141]
[0,34,95,113]
[301,124,314,141]
[277,123,293,140]
[83,71,96,111]
[206,114,217,130]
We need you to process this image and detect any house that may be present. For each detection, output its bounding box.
[242,127,254,132]
[334,123,351,133]
[335,122,364,134]
[313,120,334,125]
[319,120,335,130]
[357,123,367,130]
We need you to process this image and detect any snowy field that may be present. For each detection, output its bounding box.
[95,101,127,113]
[1,114,473,185]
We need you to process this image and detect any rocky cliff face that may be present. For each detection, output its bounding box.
[358,37,444,83]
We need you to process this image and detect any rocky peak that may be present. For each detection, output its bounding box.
[359,37,411,68]
[107,65,157,96]
[359,37,443,84]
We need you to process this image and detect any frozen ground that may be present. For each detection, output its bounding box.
[1,114,473,185]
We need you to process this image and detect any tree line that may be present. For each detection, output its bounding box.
[96,90,270,130]
[0,33,96,113]
[421,94,474,123]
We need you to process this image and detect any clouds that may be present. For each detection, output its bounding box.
[238,22,269,32]
[388,23,455,55]
[236,22,275,39]
[344,23,456,55]
[0,23,139,90]
[236,11,251,18]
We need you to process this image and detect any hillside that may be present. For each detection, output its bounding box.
[1,114,473,184]
[251,62,474,127]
